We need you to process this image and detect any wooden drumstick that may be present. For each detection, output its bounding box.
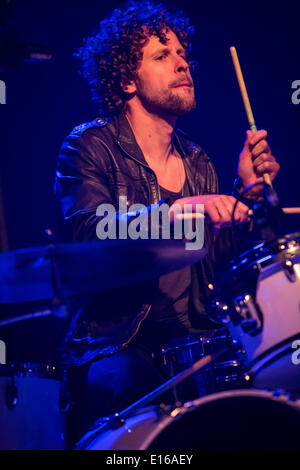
[230,46,272,188]
[176,207,300,221]
[248,207,300,216]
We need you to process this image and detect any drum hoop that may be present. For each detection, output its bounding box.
[180,388,300,412]
[226,232,300,276]
[134,389,300,447]
[257,252,300,282]
[125,389,300,425]
[77,389,300,450]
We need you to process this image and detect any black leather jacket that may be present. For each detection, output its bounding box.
[55,113,235,365]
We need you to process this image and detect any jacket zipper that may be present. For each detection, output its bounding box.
[115,139,161,203]
[112,140,164,343]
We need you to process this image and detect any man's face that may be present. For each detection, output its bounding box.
[130,30,196,117]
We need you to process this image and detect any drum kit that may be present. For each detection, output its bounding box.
[74,228,300,451]
[0,199,299,450]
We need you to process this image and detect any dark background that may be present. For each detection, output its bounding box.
[0,0,299,362]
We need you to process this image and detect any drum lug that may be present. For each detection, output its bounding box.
[284,257,300,282]
[241,372,253,387]
[209,299,230,324]
[233,294,262,335]
[240,318,258,333]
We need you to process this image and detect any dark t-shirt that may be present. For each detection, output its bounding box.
[134,176,193,344]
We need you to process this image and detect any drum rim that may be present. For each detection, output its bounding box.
[225,231,300,276]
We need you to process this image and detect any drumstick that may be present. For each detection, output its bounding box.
[230,46,272,188]
[175,213,205,220]
[248,207,300,216]
[176,207,300,221]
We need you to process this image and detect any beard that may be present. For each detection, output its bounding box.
[135,80,196,117]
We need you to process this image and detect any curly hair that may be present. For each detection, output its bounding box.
[75,0,195,116]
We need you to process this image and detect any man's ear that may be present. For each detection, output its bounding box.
[121,80,136,94]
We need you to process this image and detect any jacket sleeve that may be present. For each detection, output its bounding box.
[55,129,115,241]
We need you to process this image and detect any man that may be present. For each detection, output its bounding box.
[55,0,279,446]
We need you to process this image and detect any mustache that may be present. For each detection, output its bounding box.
[169,77,194,88]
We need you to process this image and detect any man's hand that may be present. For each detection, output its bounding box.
[238,130,280,196]
[170,194,250,235]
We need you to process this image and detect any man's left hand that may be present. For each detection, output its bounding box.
[237,129,280,196]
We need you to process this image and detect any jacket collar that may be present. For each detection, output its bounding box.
[112,112,148,166]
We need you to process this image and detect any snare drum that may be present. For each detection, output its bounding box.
[157,329,245,402]
[78,389,300,450]
[209,232,300,393]
[0,362,67,450]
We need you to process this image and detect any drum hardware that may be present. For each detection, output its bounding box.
[208,299,230,324]
[74,344,229,450]
[120,344,228,418]
[212,356,245,389]
[232,294,263,335]
[209,295,263,336]
[284,257,300,282]
[158,331,247,403]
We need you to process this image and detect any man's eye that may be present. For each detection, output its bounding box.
[155,55,166,61]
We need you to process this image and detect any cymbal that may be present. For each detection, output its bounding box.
[0,239,206,304]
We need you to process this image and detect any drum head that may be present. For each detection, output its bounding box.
[148,390,300,450]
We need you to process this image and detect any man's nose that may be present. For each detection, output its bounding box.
[175,55,189,73]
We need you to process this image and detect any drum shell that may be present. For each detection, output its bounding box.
[248,341,300,392]
[211,233,300,392]
[82,389,300,450]
[0,364,66,450]
[227,255,300,363]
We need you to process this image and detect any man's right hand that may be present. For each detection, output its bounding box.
[169,194,250,235]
